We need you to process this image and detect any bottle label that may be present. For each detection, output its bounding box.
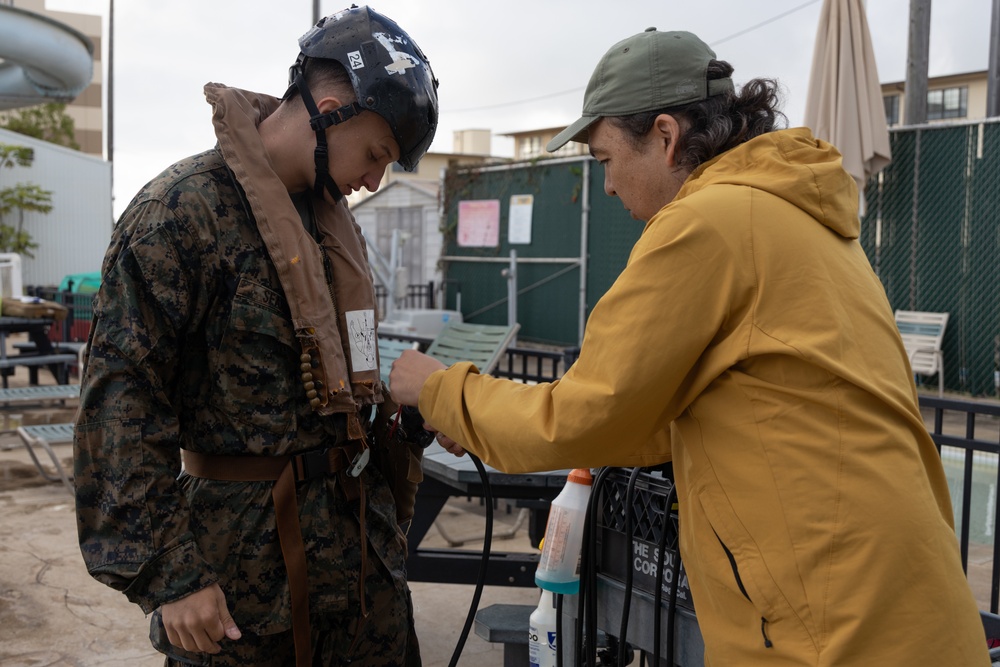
[538,506,570,569]
[528,624,557,667]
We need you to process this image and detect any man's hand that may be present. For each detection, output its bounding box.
[160,583,241,654]
[429,428,467,458]
[389,350,447,407]
[390,351,466,456]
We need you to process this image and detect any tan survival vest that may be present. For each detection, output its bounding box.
[205,83,384,443]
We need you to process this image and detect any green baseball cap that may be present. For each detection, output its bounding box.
[547,28,734,151]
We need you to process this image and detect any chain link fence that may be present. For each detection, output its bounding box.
[444,121,1000,394]
[440,157,639,347]
[861,118,1000,397]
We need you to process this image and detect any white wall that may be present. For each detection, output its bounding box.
[352,181,443,288]
[0,127,112,287]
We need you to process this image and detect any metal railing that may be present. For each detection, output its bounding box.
[493,347,577,384]
[920,395,1000,614]
[374,337,1000,618]
[375,281,435,313]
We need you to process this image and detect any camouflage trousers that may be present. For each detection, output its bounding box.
[163,564,421,667]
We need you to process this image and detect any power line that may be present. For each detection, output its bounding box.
[446,0,823,114]
[709,0,822,46]
[447,87,582,113]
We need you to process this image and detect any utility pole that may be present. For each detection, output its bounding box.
[107,0,114,208]
[988,0,1000,117]
[904,0,931,125]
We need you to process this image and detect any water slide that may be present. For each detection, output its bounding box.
[0,4,93,110]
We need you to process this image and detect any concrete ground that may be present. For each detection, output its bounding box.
[1,331,998,666]
[0,478,539,667]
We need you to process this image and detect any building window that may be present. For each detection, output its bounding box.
[883,94,900,127]
[927,86,968,121]
[519,136,542,159]
[550,141,587,158]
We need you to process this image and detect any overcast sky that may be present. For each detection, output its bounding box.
[47,0,996,218]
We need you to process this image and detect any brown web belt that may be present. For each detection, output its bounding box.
[182,445,366,667]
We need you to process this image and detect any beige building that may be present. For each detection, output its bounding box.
[501,126,589,161]
[881,70,989,128]
[508,72,993,150]
[346,129,502,207]
[5,0,103,157]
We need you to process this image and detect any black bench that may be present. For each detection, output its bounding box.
[474,603,533,667]
[12,341,87,355]
[0,353,78,387]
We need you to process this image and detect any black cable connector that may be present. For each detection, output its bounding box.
[399,405,436,448]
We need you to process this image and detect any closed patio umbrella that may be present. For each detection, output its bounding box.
[804,0,891,214]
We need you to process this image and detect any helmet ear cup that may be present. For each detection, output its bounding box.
[292,5,439,170]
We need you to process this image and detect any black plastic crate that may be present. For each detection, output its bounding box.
[595,467,694,611]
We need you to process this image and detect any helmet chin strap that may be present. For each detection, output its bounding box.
[288,68,364,204]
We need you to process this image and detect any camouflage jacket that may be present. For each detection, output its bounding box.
[74,92,405,636]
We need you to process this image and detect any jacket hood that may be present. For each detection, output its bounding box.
[679,127,860,239]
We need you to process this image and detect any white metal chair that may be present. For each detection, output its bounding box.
[377,336,420,386]
[895,310,949,396]
[0,383,80,406]
[16,422,75,493]
[0,344,83,439]
[0,342,85,432]
[423,321,520,376]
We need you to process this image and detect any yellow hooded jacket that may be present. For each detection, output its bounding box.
[420,128,990,665]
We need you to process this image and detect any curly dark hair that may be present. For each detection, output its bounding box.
[608,60,786,170]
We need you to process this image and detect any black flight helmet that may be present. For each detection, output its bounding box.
[286,5,439,202]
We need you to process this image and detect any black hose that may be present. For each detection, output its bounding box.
[577,466,612,667]
[555,592,564,667]
[577,476,596,667]
[446,452,493,667]
[652,483,678,666]
[616,466,643,667]
[666,522,682,666]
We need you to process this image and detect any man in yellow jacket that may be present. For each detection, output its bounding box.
[390,28,991,666]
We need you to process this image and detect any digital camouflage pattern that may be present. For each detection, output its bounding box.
[74,139,417,663]
[155,540,417,666]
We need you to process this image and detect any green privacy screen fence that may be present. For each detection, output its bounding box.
[442,119,1000,396]
[439,156,642,347]
[862,118,1000,397]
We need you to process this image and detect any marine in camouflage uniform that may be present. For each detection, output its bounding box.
[74,8,438,666]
